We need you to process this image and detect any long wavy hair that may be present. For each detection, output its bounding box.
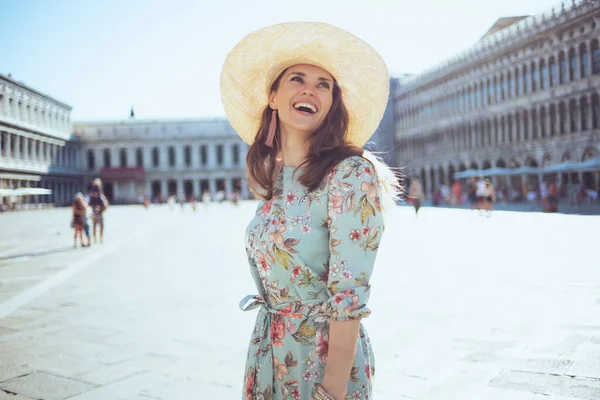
[246,69,364,200]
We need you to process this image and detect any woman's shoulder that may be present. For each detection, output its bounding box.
[330,155,375,178]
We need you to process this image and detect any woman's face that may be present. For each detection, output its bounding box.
[269,64,334,138]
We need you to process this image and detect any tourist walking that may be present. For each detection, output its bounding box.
[71,193,88,248]
[409,178,425,215]
[87,179,109,244]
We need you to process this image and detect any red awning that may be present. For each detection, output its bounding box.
[100,167,145,181]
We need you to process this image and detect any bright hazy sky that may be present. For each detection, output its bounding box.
[1,0,561,121]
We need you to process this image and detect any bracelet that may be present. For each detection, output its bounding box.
[314,383,336,400]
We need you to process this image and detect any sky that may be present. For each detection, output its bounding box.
[0,0,562,121]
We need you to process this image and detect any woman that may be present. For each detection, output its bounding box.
[221,22,400,400]
[72,193,88,248]
[88,179,109,244]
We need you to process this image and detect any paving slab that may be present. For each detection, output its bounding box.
[0,205,598,399]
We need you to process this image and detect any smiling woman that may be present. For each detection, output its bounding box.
[221,21,401,400]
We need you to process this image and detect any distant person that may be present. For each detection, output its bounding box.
[467,177,478,210]
[409,178,424,215]
[548,181,559,212]
[540,181,549,212]
[71,193,88,248]
[88,179,109,244]
[201,189,211,204]
[483,179,496,217]
[452,181,461,205]
[475,177,486,213]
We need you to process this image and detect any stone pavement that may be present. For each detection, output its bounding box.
[0,203,599,399]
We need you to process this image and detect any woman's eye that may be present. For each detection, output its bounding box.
[318,82,331,89]
[291,76,303,83]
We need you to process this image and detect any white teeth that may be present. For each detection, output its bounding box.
[293,102,317,113]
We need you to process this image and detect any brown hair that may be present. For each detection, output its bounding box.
[245,69,363,200]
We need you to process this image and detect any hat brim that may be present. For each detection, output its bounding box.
[220,22,389,147]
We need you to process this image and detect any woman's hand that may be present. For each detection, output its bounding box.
[321,378,347,399]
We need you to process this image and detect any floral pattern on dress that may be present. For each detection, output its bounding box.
[242,156,385,400]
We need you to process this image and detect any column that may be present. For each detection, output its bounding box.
[546,103,552,137]
[143,146,151,169]
[95,149,103,169]
[175,178,183,198]
[224,142,233,168]
[5,132,10,158]
[15,134,21,160]
[113,182,120,203]
[209,178,217,198]
[241,178,250,200]
[209,144,217,168]
[145,181,151,197]
[193,179,200,199]
[129,181,135,203]
[127,148,136,167]
[23,137,29,161]
[161,180,168,199]
[225,178,233,199]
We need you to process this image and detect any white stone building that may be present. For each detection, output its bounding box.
[0,74,82,208]
[74,118,249,204]
[395,1,600,198]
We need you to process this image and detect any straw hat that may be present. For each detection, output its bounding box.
[220,22,390,147]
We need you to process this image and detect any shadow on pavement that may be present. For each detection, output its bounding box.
[0,246,80,263]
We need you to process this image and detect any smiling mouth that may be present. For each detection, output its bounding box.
[293,102,318,114]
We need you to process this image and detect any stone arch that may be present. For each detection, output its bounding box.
[482,160,492,170]
[469,161,479,170]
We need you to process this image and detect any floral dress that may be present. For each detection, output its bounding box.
[241,156,385,400]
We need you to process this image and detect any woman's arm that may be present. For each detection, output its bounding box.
[321,319,360,399]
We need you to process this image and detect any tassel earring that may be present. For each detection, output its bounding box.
[265,109,277,148]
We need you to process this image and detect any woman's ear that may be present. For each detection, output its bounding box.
[268,92,277,110]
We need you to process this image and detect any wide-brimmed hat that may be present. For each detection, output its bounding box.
[220,22,390,147]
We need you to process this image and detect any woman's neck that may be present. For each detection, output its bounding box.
[278,125,310,167]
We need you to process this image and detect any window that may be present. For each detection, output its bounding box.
[522,65,529,94]
[136,148,143,167]
[540,107,547,137]
[580,98,588,131]
[540,60,547,90]
[559,52,568,84]
[592,94,599,129]
[580,44,589,78]
[559,102,566,134]
[168,147,176,167]
[549,57,557,87]
[200,145,208,166]
[152,147,159,167]
[87,150,95,169]
[515,113,521,141]
[531,63,538,92]
[523,110,529,140]
[507,72,513,98]
[592,40,600,74]
[569,99,577,132]
[216,144,224,166]
[103,149,111,168]
[232,144,240,165]
[480,83,486,105]
[501,75,507,100]
[549,104,556,136]
[184,145,192,167]
[119,149,127,167]
[487,80,493,103]
[531,109,538,139]
[507,115,513,143]
[515,69,521,96]
[569,48,578,81]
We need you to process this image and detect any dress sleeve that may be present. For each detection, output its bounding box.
[324,156,385,321]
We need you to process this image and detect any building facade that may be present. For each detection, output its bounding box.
[74,118,249,203]
[395,0,600,197]
[0,74,82,208]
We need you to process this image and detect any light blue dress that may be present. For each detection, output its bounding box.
[241,156,385,400]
